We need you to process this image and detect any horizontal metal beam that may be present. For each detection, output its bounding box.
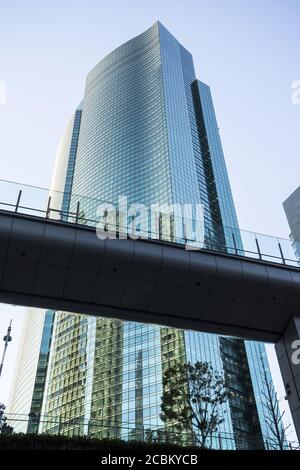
[0,210,300,342]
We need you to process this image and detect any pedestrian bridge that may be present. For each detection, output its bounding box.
[0,198,299,343]
[1,179,300,438]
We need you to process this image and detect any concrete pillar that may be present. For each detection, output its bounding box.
[275,316,300,440]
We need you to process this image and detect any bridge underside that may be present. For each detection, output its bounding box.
[1,211,300,343]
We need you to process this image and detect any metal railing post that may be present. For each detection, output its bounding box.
[218,433,222,450]
[255,237,262,260]
[265,439,269,450]
[15,190,22,212]
[75,201,80,224]
[46,196,51,219]
[232,232,238,255]
[278,242,286,265]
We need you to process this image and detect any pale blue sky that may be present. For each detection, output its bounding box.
[0,0,299,439]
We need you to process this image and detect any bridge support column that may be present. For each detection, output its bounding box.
[275,316,300,440]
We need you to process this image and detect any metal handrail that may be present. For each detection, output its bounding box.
[2,413,299,450]
[0,178,299,269]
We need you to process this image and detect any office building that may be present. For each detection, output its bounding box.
[9,22,280,449]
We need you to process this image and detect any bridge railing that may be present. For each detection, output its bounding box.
[2,412,299,450]
[0,179,299,268]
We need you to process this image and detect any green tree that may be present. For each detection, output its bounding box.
[0,403,13,435]
[260,358,291,450]
[0,403,7,429]
[160,361,228,448]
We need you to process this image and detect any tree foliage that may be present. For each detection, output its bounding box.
[260,360,291,450]
[0,403,13,435]
[160,361,228,448]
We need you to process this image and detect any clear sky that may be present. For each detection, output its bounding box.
[0,0,299,441]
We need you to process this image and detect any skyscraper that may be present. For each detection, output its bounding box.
[283,186,300,260]
[9,22,279,449]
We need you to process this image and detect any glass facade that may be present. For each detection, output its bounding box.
[27,310,54,433]
[283,186,300,260]
[7,308,47,433]
[10,22,282,449]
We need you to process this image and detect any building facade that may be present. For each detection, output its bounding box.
[7,308,49,433]
[9,22,279,449]
[283,186,300,260]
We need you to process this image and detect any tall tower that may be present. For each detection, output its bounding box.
[9,22,278,448]
[283,186,300,260]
